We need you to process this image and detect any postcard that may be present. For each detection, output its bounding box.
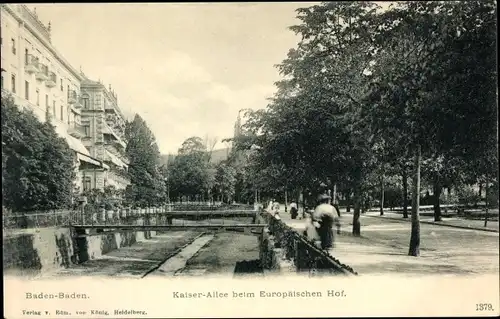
[2,2,499,318]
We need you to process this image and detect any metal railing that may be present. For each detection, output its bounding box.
[24,54,39,69]
[71,208,258,227]
[47,71,57,83]
[68,90,79,104]
[2,209,77,231]
[2,204,259,231]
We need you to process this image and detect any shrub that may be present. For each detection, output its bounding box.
[1,95,76,212]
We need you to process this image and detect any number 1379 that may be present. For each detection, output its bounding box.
[476,303,494,311]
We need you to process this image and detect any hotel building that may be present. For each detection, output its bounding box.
[0,4,124,193]
[80,77,130,191]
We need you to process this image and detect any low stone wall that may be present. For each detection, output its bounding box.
[3,228,76,274]
[258,211,357,276]
[3,226,157,275]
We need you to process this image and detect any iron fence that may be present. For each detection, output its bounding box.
[2,209,78,230]
[3,204,259,231]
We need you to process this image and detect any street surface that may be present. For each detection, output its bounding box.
[279,208,499,276]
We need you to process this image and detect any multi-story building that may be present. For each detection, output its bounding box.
[80,77,130,191]
[0,4,108,193]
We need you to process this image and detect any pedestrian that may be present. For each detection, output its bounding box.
[267,199,274,212]
[290,201,298,219]
[312,194,341,250]
[272,201,281,217]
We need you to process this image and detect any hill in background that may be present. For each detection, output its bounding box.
[159,147,231,166]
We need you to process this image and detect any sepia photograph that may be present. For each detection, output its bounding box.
[2,1,499,318]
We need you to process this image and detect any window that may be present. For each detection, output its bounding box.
[82,96,90,109]
[24,81,29,100]
[11,74,16,93]
[83,125,91,137]
[60,79,63,91]
[11,38,16,55]
[1,75,3,89]
[53,101,56,118]
[83,177,92,192]
[45,94,49,107]
[25,49,28,64]
[36,89,40,106]
[60,104,64,121]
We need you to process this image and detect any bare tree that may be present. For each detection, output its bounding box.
[203,134,219,163]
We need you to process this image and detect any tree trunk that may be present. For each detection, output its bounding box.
[333,183,337,205]
[402,166,409,218]
[408,144,421,257]
[484,178,489,227]
[380,175,385,216]
[346,190,351,212]
[352,188,361,237]
[433,175,442,222]
[284,189,288,212]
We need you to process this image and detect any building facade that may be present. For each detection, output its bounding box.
[80,78,130,191]
[0,4,108,193]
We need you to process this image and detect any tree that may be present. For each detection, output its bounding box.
[124,114,166,207]
[1,95,76,212]
[203,135,219,163]
[214,163,237,203]
[365,0,497,254]
[168,136,212,202]
[263,1,382,236]
[233,1,497,252]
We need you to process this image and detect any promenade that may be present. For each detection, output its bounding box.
[278,208,499,276]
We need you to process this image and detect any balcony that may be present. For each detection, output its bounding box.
[67,121,86,139]
[24,55,39,74]
[45,71,57,88]
[36,64,48,81]
[105,145,130,166]
[68,90,79,105]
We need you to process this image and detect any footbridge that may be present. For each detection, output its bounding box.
[70,209,267,237]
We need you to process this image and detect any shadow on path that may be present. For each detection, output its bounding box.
[233,259,263,276]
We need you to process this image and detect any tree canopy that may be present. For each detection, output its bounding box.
[2,95,77,212]
[124,114,166,207]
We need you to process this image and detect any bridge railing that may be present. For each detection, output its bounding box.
[3,203,258,232]
[71,208,259,227]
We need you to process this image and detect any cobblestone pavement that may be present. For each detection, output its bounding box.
[278,209,499,276]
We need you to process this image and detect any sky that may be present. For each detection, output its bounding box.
[29,3,314,154]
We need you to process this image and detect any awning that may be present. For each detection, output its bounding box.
[104,149,128,169]
[53,122,107,168]
[53,122,91,156]
[76,152,101,167]
[104,177,119,188]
